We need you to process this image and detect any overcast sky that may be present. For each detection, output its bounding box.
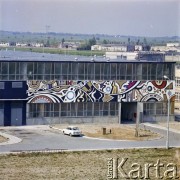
[0,0,179,37]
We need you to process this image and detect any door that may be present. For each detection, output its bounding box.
[11,102,23,126]
[11,108,22,126]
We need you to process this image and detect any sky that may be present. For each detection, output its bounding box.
[0,0,179,37]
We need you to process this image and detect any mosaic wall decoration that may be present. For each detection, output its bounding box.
[27,80,175,103]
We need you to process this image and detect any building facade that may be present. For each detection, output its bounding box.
[0,51,176,126]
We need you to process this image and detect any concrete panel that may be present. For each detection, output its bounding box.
[26,117,118,125]
[0,109,4,126]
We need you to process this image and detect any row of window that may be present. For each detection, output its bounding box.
[143,102,169,115]
[27,102,169,118]
[0,82,23,89]
[175,92,180,101]
[176,77,180,87]
[0,62,174,80]
[27,102,119,118]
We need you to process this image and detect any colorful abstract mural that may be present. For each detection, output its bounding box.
[27,80,175,103]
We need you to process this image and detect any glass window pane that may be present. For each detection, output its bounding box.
[9,62,15,74]
[119,64,126,79]
[87,63,94,80]
[71,63,78,80]
[157,64,163,80]
[111,63,117,80]
[94,103,100,116]
[77,103,83,116]
[71,103,76,116]
[150,64,156,80]
[54,104,59,117]
[61,63,68,80]
[126,64,133,80]
[102,63,110,80]
[110,102,116,116]
[27,62,33,79]
[2,62,8,80]
[95,63,100,80]
[61,103,67,116]
[142,64,148,80]
[87,102,93,116]
[78,63,84,80]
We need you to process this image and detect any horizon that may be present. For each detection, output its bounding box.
[1,30,180,39]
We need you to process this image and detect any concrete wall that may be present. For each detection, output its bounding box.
[142,115,174,123]
[26,116,119,125]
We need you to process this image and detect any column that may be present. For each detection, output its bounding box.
[118,102,121,124]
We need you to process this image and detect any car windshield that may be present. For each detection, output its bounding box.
[72,127,79,130]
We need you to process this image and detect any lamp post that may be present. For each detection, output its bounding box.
[163,75,170,149]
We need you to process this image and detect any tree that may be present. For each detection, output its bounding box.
[88,37,96,46]
[61,38,65,44]
[143,37,147,45]
[103,39,108,44]
[128,37,131,44]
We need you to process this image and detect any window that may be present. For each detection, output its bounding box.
[0,61,174,81]
[0,82,5,89]
[144,102,168,115]
[12,82,23,88]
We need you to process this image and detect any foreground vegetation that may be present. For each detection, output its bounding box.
[0,148,179,179]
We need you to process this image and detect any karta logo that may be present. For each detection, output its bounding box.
[107,158,179,179]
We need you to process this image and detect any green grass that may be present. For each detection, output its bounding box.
[1,47,105,56]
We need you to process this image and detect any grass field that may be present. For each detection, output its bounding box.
[1,46,105,56]
[0,148,179,180]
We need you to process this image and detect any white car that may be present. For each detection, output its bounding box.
[62,126,81,136]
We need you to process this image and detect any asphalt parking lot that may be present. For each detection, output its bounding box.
[0,124,180,154]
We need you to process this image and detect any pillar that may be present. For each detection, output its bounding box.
[118,102,121,124]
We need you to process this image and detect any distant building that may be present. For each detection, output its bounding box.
[106,51,138,60]
[91,44,127,52]
[16,43,27,47]
[135,45,143,51]
[31,43,44,47]
[59,42,81,50]
[92,44,150,52]
[106,51,165,61]
[151,43,180,53]
[0,42,10,47]
[167,42,179,47]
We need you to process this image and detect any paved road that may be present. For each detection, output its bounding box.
[0,124,180,153]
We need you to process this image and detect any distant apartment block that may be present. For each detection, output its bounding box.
[0,42,10,47]
[59,42,81,50]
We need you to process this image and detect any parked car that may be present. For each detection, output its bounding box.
[62,126,81,136]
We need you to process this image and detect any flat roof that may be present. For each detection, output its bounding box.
[0,50,175,63]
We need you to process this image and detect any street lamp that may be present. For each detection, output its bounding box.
[163,75,170,149]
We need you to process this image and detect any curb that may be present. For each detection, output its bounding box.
[143,123,180,134]
[0,132,22,146]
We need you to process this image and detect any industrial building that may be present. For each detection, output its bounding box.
[0,50,175,126]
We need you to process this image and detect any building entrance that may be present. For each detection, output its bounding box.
[121,102,137,123]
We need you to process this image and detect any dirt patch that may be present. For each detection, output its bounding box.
[0,148,179,180]
[53,123,160,141]
[0,135,8,143]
